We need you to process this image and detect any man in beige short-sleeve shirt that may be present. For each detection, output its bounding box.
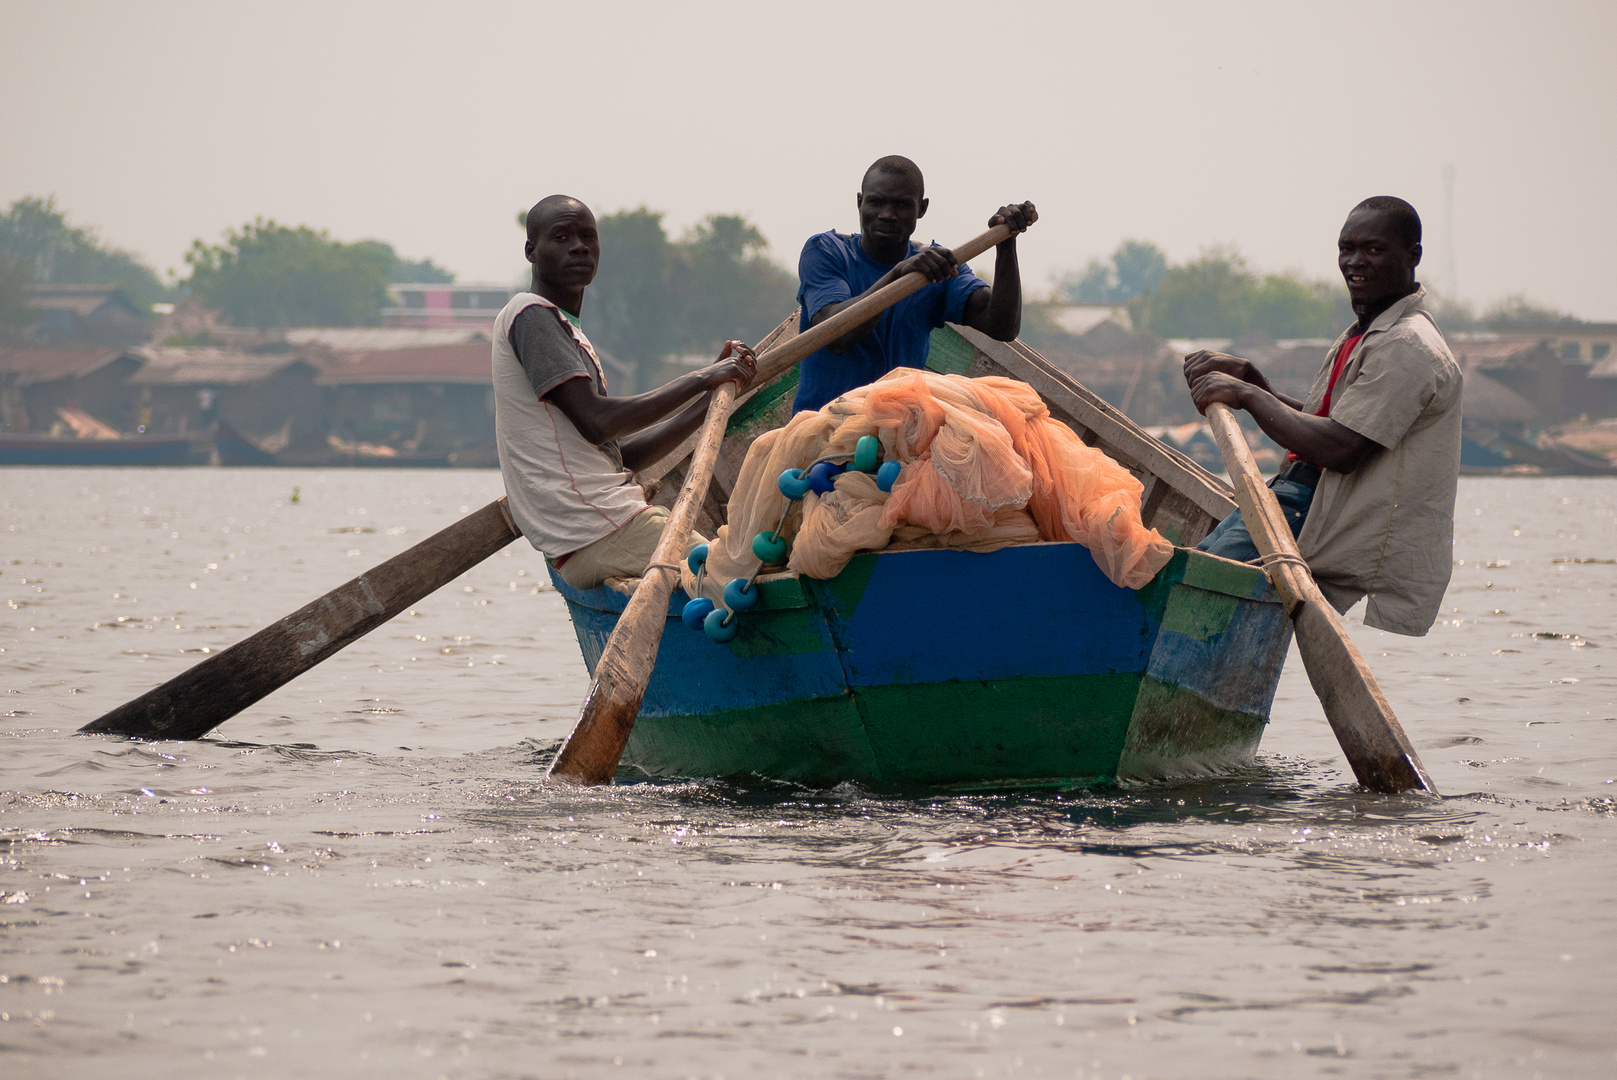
[1182,196,1462,636]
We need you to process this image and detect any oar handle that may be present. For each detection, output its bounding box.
[753,223,1012,383]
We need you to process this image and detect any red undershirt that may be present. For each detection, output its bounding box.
[1285,331,1364,465]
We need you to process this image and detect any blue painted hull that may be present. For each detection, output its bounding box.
[552,543,1293,788]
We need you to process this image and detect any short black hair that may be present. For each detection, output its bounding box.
[1351,196,1421,248]
[862,155,924,197]
[525,194,588,243]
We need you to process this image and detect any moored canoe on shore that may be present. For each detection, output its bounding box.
[0,431,198,466]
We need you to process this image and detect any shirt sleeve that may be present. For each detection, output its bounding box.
[797,234,855,324]
[939,260,989,326]
[508,304,595,399]
[1328,331,1446,450]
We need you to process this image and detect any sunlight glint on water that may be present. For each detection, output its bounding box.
[2,469,1615,1078]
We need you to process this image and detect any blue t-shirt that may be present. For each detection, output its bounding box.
[791,230,987,413]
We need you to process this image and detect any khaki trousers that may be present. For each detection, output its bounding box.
[552,505,706,591]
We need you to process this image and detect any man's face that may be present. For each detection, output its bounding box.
[1337,209,1419,310]
[856,170,927,249]
[525,203,600,291]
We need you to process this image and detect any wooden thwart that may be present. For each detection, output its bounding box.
[1203,403,1436,794]
[547,225,1013,784]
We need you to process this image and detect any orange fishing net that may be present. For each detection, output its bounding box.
[686,369,1173,600]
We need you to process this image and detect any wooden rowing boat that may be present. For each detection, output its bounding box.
[550,316,1294,788]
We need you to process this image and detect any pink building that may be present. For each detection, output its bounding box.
[383,284,512,328]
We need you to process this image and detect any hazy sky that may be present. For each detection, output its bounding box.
[3,1,1614,319]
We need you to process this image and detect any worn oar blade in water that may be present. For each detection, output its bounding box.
[81,500,521,740]
[1204,403,1435,794]
[546,381,737,784]
[547,224,1014,784]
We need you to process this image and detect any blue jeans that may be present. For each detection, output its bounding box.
[1196,479,1316,562]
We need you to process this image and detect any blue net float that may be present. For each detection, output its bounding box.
[752,531,788,565]
[681,596,715,630]
[724,577,759,611]
[703,606,740,643]
[777,468,812,501]
[853,435,879,474]
[806,460,843,495]
[686,543,709,574]
[876,459,902,492]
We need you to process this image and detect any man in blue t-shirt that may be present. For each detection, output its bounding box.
[791,155,1037,412]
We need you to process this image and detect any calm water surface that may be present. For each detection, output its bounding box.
[2,469,1615,1079]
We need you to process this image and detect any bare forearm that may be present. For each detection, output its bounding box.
[1234,385,1371,472]
[618,393,713,472]
[552,370,715,446]
[981,239,1022,340]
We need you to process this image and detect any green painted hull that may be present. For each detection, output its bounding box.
[552,321,1273,789]
[555,546,1293,789]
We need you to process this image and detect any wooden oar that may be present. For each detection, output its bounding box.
[1203,403,1436,794]
[547,224,1013,783]
[81,499,522,739]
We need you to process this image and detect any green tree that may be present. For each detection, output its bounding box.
[1425,292,1480,332]
[0,195,166,310]
[578,208,795,390]
[1138,246,1346,339]
[0,254,32,341]
[585,207,689,388]
[183,220,394,327]
[1483,295,1578,327]
[1056,239,1166,304]
[350,240,456,283]
[1247,274,1339,338]
[1145,247,1255,337]
[678,213,796,351]
[389,256,455,284]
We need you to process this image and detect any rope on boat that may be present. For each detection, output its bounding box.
[1255,551,1311,576]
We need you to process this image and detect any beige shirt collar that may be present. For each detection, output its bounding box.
[1362,285,1428,336]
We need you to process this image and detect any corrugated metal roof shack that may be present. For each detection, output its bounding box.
[127,348,326,457]
[24,285,151,348]
[0,347,143,434]
[1450,338,1563,424]
[315,343,496,458]
[1452,326,1617,422]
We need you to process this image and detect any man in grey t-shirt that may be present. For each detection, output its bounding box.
[1182,197,1462,636]
[492,195,756,589]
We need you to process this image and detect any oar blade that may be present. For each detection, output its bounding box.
[546,386,738,785]
[1203,403,1436,795]
[545,580,670,784]
[81,500,519,741]
[1293,598,1435,793]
